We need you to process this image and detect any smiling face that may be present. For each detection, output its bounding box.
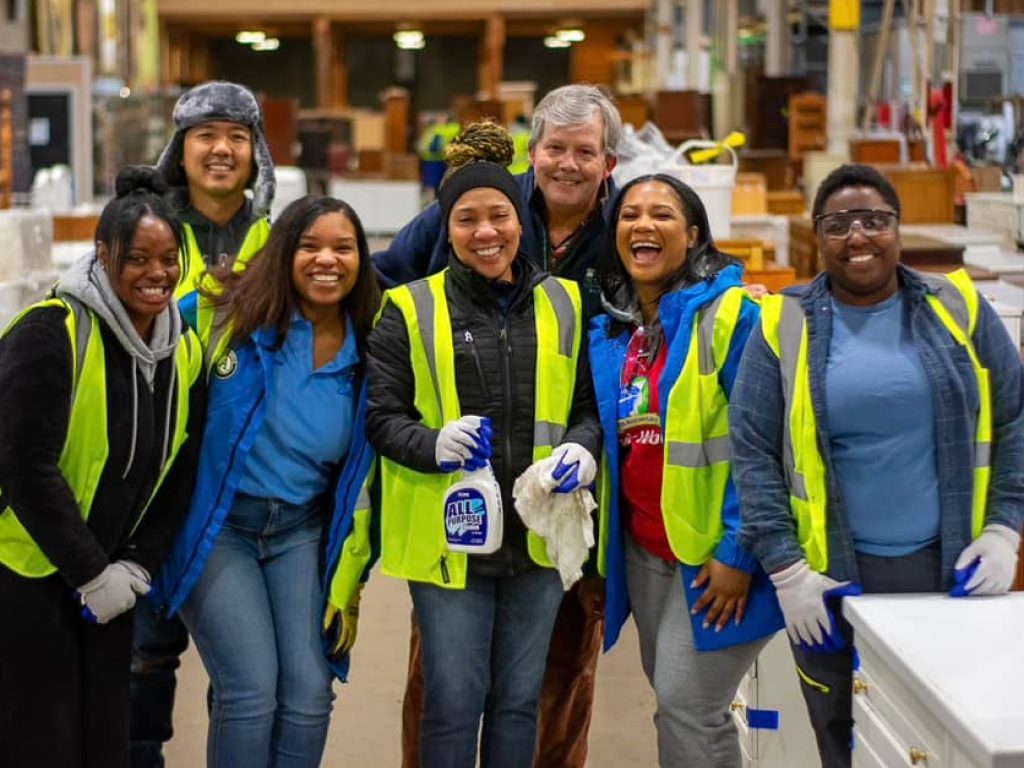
[818,185,900,306]
[182,120,253,202]
[291,211,360,318]
[447,187,521,282]
[100,214,181,340]
[529,113,616,217]
[615,180,697,294]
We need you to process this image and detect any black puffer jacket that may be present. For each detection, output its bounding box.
[366,254,602,577]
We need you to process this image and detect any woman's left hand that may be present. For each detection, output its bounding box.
[689,559,753,631]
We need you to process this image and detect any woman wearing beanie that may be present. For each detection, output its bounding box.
[0,166,205,767]
[366,122,601,768]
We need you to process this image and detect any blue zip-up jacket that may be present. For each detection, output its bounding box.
[590,265,763,651]
[730,265,1024,587]
[372,168,617,321]
[151,310,377,682]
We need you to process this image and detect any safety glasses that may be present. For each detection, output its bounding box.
[814,208,898,240]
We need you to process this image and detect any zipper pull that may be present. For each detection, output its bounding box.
[465,330,474,344]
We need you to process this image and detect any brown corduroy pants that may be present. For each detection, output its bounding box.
[401,575,605,768]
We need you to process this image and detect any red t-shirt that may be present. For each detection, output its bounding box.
[618,328,675,562]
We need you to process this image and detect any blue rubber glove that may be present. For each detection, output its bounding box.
[435,416,492,472]
[950,524,1020,597]
[549,443,597,494]
[800,582,862,653]
[770,560,862,653]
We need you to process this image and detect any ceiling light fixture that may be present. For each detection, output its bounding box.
[555,28,585,43]
[393,30,425,50]
[543,36,571,49]
[251,37,280,51]
[235,30,266,45]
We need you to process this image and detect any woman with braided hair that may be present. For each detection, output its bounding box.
[366,122,601,767]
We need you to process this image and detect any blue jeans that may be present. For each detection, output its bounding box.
[179,494,334,768]
[410,569,563,768]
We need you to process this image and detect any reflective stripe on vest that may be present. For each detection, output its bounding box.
[175,218,271,300]
[661,287,746,565]
[760,269,990,573]
[0,299,202,577]
[378,270,582,588]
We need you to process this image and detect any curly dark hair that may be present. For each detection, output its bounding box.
[201,194,381,356]
[811,164,901,221]
[442,121,514,180]
[599,173,740,300]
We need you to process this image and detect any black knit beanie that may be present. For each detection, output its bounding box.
[437,161,525,225]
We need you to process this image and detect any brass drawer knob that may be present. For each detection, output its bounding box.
[909,746,928,764]
[852,678,869,695]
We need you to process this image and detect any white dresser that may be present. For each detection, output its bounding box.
[844,594,1024,768]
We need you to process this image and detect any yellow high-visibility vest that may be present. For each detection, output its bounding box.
[175,217,271,300]
[759,269,990,572]
[0,298,202,577]
[378,270,582,588]
[596,287,749,572]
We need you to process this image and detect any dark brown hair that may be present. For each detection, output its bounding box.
[201,194,381,355]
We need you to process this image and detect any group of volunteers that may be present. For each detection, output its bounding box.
[0,77,1020,768]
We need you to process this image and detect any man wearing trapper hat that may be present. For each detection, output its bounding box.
[130,80,275,768]
[157,79,275,296]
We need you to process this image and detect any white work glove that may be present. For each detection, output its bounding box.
[547,443,597,494]
[76,560,151,624]
[769,560,860,651]
[951,524,1021,597]
[435,415,492,472]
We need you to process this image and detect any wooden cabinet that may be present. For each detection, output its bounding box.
[873,165,956,224]
[788,93,826,161]
[739,149,797,191]
[846,594,1024,768]
[849,138,902,165]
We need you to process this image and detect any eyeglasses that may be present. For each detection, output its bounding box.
[621,325,658,385]
[814,209,898,239]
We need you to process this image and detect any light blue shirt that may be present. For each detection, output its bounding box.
[238,314,359,504]
[825,292,941,556]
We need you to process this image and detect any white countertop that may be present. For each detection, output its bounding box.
[845,594,1024,763]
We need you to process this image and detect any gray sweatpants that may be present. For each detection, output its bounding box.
[625,536,769,768]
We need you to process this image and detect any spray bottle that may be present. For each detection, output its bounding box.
[443,462,503,554]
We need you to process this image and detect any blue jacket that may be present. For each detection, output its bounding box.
[151,316,377,682]
[372,168,617,320]
[730,265,1024,587]
[590,265,763,651]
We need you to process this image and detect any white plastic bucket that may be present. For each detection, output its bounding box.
[667,141,737,241]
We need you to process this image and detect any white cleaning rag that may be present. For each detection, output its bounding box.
[513,458,597,590]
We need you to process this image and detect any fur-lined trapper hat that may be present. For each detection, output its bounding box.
[156,81,275,216]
